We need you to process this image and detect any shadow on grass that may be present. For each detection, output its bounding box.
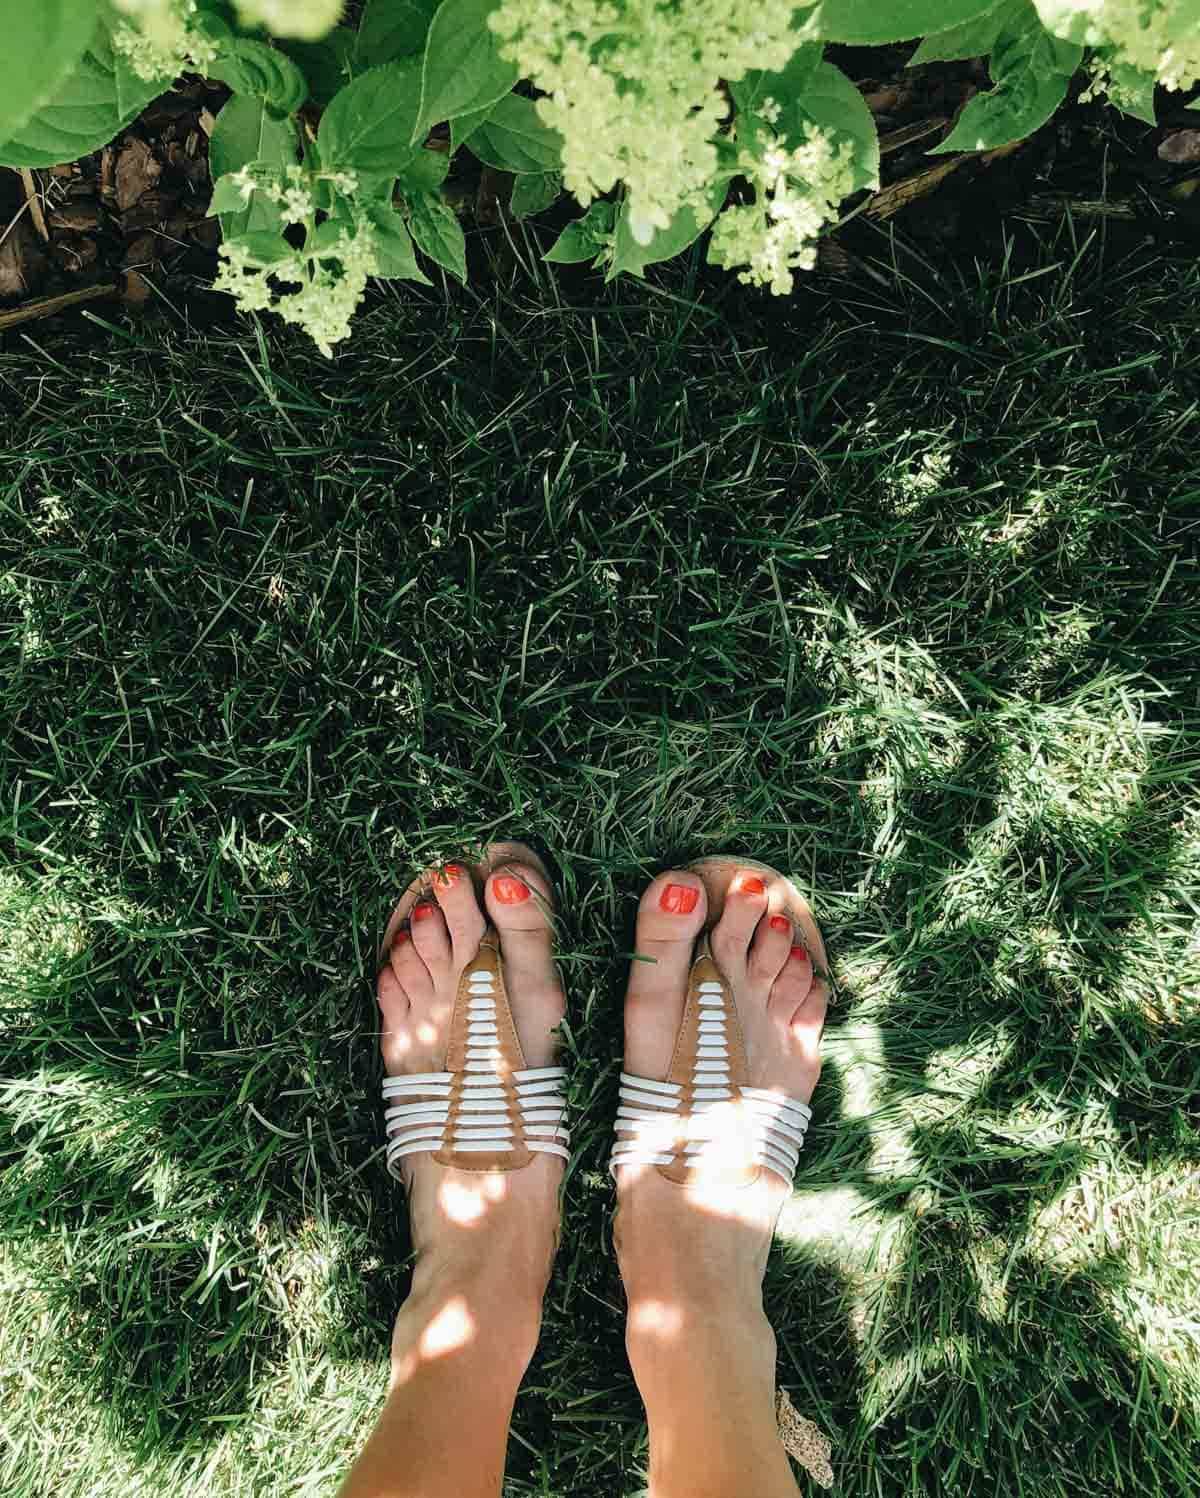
[2,228,1199,1496]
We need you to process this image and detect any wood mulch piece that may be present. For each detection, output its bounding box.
[0,50,1197,332]
[1,77,227,329]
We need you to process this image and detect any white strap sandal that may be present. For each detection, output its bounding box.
[383,923,570,1179]
[610,857,823,1189]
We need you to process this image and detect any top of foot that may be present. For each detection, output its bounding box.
[614,862,829,1284]
[623,861,828,1109]
[375,842,566,1282]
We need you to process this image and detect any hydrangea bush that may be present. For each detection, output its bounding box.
[0,0,1194,355]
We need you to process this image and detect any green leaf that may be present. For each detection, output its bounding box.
[909,1,1018,62]
[209,94,297,237]
[408,191,467,280]
[209,39,310,114]
[731,44,823,118]
[0,0,97,158]
[236,230,295,266]
[396,144,450,193]
[364,198,433,281]
[209,171,251,215]
[609,179,728,280]
[931,4,1081,153]
[1096,53,1158,125]
[789,60,881,194]
[319,59,424,174]
[356,0,439,66]
[307,218,349,253]
[412,0,519,143]
[464,93,562,173]
[274,27,357,107]
[732,56,878,195]
[795,0,999,44]
[0,25,168,169]
[543,201,615,264]
[510,170,561,218]
[449,100,498,152]
[352,170,405,205]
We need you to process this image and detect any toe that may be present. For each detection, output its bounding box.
[484,860,564,1067]
[429,861,487,966]
[484,859,554,933]
[710,870,771,974]
[377,963,411,1073]
[786,968,828,1100]
[389,925,434,1004]
[748,910,794,985]
[766,942,814,1026]
[630,870,706,951]
[624,871,707,1079]
[410,895,452,976]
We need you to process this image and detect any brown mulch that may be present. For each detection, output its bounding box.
[1,51,1198,334]
[1,78,227,330]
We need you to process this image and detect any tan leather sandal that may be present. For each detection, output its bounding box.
[610,855,827,1189]
[379,845,570,1181]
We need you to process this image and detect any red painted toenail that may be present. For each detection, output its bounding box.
[737,876,766,896]
[493,875,530,904]
[412,902,437,921]
[660,883,699,914]
[790,944,808,961]
[392,928,410,946]
[770,915,791,933]
[436,864,465,887]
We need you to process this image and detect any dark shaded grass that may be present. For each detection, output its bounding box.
[2,215,1199,1495]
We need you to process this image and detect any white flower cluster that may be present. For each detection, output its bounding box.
[490,0,803,242]
[708,126,856,294]
[233,0,344,40]
[110,0,218,80]
[1041,0,1200,91]
[1077,56,1143,110]
[214,168,376,356]
[230,162,358,218]
[215,227,377,356]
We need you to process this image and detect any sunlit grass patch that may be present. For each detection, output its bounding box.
[2,227,1200,1495]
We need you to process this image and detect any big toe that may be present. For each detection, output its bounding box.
[624,870,707,1079]
[482,854,564,1068]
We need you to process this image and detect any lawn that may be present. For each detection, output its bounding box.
[2,219,1199,1498]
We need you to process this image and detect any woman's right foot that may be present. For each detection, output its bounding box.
[614,866,828,1316]
[375,843,566,1372]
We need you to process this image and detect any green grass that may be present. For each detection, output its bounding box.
[2,217,1200,1497]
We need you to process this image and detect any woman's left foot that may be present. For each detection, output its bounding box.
[614,864,828,1302]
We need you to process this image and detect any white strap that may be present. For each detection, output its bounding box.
[610,1071,810,1185]
[383,1057,569,1180]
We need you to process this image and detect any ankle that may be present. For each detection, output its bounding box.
[392,1251,545,1387]
[614,1176,775,1309]
[404,1156,561,1303]
[626,1291,777,1411]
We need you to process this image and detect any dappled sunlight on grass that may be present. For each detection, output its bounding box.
[3,227,1200,1495]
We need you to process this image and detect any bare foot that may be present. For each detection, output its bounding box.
[375,842,566,1353]
[614,864,828,1309]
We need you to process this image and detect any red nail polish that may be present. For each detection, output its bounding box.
[436,864,464,887]
[392,928,411,946]
[493,875,530,904]
[659,883,699,914]
[790,944,808,962]
[412,902,436,921]
[769,915,791,933]
[737,876,766,896]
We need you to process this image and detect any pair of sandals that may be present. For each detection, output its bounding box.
[379,846,826,1191]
